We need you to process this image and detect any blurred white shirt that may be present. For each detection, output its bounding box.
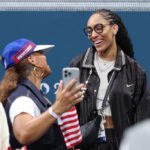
[120,119,150,150]
[0,102,10,150]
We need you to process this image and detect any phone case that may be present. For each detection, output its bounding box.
[62,67,80,89]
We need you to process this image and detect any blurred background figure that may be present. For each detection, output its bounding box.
[0,101,10,150]
[120,119,150,150]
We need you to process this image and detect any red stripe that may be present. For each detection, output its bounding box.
[23,146,27,150]
[59,106,82,149]
[60,118,78,126]
[66,106,76,112]
[61,124,80,132]
[65,134,82,143]
[66,138,82,149]
[8,147,12,150]
[61,113,77,119]
[59,118,79,127]
[63,128,81,137]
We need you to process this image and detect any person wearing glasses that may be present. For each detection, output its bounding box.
[69,9,150,150]
[0,38,84,150]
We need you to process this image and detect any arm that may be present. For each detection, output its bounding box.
[135,70,150,122]
[12,79,84,145]
[0,102,10,149]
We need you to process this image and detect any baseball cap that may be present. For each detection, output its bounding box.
[2,38,55,69]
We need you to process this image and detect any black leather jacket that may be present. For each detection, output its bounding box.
[70,46,150,144]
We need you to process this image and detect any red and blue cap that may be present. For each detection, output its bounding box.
[2,38,55,69]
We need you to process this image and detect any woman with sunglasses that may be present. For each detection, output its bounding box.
[69,9,150,150]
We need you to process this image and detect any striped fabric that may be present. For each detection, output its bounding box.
[21,146,27,150]
[58,106,82,149]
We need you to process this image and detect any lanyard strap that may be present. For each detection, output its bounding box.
[100,71,116,115]
[82,68,116,116]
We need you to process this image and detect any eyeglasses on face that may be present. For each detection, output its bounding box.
[84,23,111,36]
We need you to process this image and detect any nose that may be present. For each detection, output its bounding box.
[91,29,99,38]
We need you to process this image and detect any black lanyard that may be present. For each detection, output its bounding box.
[82,69,116,115]
[100,71,116,115]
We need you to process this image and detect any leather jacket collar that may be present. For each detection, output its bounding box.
[82,46,126,71]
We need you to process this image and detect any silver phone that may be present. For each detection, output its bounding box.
[62,67,80,89]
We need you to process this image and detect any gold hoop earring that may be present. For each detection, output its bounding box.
[33,66,44,78]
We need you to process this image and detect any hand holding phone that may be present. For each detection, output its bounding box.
[53,67,83,115]
[62,67,80,89]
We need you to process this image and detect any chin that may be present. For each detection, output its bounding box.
[95,47,105,53]
[95,44,110,53]
[43,69,51,79]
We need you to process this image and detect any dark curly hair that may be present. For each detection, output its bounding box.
[93,9,134,58]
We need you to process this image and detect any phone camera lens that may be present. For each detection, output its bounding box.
[68,72,71,76]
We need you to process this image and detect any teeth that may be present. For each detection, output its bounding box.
[94,40,102,44]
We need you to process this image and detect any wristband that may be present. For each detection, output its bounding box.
[49,107,59,119]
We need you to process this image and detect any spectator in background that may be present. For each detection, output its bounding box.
[69,9,150,150]
[120,119,150,150]
[0,38,84,150]
[0,101,10,150]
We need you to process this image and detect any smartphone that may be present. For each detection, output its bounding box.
[62,67,80,89]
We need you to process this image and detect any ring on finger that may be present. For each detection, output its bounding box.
[74,94,78,98]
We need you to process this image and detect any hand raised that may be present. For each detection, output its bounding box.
[52,79,84,115]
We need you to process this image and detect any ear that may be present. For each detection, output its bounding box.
[112,24,119,35]
[27,54,36,66]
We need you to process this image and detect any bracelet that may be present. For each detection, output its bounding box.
[49,107,59,119]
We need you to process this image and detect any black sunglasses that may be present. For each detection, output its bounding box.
[84,23,111,36]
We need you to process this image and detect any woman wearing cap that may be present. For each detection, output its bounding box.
[69,9,150,150]
[0,38,84,150]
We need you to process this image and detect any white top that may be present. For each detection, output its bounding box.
[94,52,115,116]
[94,52,115,138]
[0,102,10,150]
[9,96,41,124]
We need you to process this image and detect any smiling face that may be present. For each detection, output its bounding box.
[87,13,118,55]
